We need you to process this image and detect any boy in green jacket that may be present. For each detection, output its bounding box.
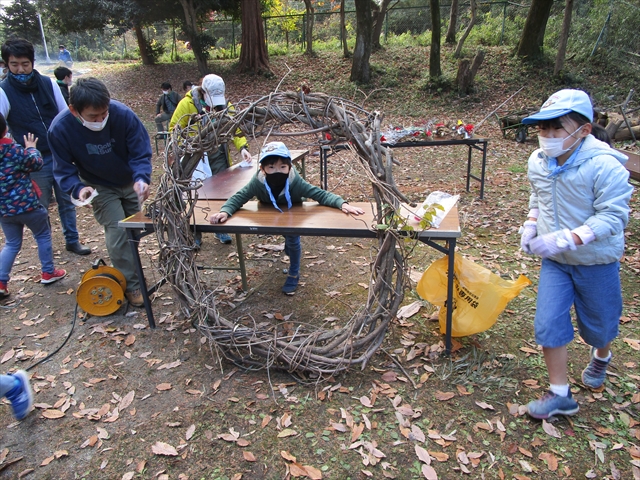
[209,142,365,293]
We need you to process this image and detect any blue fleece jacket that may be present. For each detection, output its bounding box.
[48,100,152,199]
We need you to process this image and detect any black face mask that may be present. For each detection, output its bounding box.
[266,172,288,190]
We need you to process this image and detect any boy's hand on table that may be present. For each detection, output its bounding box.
[209,212,229,224]
[341,203,365,215]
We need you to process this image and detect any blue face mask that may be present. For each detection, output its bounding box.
[10,71,35,84]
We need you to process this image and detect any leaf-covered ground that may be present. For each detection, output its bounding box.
[1,46,639,479]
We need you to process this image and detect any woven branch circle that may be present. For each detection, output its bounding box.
[150,91,414,380]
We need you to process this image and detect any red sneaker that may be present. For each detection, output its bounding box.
[0,280,9,297]
[41,269,67,284]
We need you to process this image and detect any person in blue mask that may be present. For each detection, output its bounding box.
[518,89,633,419]
[48,77,153,308]
[209,142,365,294]
[0,38,90,256]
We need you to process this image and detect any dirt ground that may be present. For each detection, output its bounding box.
[1,50,639,479]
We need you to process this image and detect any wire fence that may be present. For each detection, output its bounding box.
[45,0,640,68]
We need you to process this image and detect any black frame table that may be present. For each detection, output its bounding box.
[119,201,461,355]
[320,138,489,199]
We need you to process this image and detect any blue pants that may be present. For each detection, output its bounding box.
[284,235,301,277]
[0,374,16,397]
[0,206,55,283]
[534,259,622,348]
[31,154,79,245]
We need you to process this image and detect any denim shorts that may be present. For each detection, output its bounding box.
[534,259,622,348]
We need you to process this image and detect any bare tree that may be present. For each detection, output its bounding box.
[516,0,554,59]
[303,0,315,55]
[445,0,458,44]
[351,0,373,83]
[341,0,349,58]
[177,0,208,75]
[371,0,395,51]
[239,0,271,73]
[429,0,442,78]
[554,0,573,75]
[453,0,476,58]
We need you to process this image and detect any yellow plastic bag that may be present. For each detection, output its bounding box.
[416,255,531,337]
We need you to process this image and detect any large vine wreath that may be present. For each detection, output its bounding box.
[149,90,418,380]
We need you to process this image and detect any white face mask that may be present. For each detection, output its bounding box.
[162,90,169,95]
[538,125,584,158]
[80,113,109,132]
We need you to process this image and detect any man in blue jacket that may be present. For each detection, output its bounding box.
[0,38,90,255]
[48,77,153,307]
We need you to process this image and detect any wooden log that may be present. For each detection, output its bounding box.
[614,124,640,141]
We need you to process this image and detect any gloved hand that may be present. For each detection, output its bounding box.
[134,180,150,201]
[240,148,252,164]
[529,229,577,258]
[519,220,537,254]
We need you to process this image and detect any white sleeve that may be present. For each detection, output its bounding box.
[0,88,10,117]
[49,77,68,112]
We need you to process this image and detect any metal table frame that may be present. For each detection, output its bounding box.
[320,138,489,199]
[119,201,461,355]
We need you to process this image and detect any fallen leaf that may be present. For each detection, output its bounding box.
[186,424,196,441]
[124,335,135,346]
[281,450,297,462]
[421,464,438,479]
[118,391,135,410]
[158,360,181,370]
[42,410,65,419]
[151,442,178,456]
[542,420,561,438]
[122,473,135,480]
[475,401,494,410]
[277,429,297,438]
[1,349,15,364]
[415,445,431,464]
[435,391,455,401]
[156,383,172,391]
[243,451,256,462]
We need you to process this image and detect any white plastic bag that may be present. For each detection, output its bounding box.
[191,153,212,182]
[414,191,459,228]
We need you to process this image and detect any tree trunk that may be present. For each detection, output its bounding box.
[516,0,554,60]
[134,23,152,65]
[341,0,349,58]
[178,0,208,76]
[453,0,476,58]
[553,0,573,75]
[350,0,373,83]
[456,49,484,94]
[239,0,271,74]
[303,0,314,55]
[371,0,392,51]
[429,0,442,78]
[445,0,458,44]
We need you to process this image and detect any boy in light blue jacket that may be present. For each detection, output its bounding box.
[518,90,633,419]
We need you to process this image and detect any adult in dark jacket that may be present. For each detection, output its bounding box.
[49,77,153,307]
[155,82,180,132]
[0,38,89,255]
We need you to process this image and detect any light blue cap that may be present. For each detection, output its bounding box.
[522,89,594,124]
[259,141,291,163]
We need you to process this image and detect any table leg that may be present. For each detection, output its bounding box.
[126,229,156,329]
[236,233,248,291]
[466,145,472,193]
[320,147,327,190]
[479,141,487,200]
[444,241,456,356]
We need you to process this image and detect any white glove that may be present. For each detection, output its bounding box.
[519,220,537,254]
[240,148,252,164]
[529,229,577,258]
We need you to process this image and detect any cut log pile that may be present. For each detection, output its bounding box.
[605,111,640,141]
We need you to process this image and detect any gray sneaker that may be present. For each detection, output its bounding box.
[582,348,611,390]
[527,390,579,419]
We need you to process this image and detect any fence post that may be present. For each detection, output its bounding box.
[500,1,506,45]
[232,20,236,58]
